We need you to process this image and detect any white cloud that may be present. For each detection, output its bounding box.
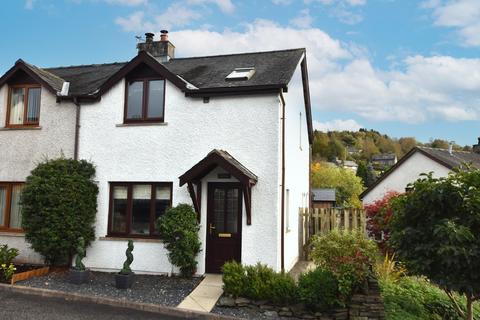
[290,9,314,28]
[104,0,147,5]
[25,0,36,9]
[115,3,201,31]
[187,0,235,13]
[423,0,480,47]
[314,119,363,132]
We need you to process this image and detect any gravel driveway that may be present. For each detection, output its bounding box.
[19,270,202,307]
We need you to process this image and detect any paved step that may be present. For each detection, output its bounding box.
[177,274,223,313]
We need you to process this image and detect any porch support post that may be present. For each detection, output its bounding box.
[243,184,252,225]
[187,182,201,221]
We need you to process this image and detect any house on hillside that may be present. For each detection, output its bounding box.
[361,141,480,205]
[0,31,312,274]
[371,153,397,169]
[312,188,336,209]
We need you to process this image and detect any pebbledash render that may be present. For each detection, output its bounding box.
[0,31,312,274]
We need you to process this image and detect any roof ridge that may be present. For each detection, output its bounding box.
[44,61,128,70]
[418,146,472,154]
[167,48,306,62]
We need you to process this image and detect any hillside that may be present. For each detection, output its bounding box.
[312,129,471,163]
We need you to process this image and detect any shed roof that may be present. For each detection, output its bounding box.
[312,188,336,202]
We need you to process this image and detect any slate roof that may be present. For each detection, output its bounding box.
[417,147,480,169]
[372,153,397,161]
[312,188,336,202]
[22,48,304,97]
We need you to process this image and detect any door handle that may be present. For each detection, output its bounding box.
[209,223,216,235]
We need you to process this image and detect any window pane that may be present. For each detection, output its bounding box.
[126,81,143,119]
[112,186,128,233]
[147,80,165,118]
[9,88,25,125]
[225,188,239,233]
[0,187,6,227]
[153,186,171,234]
[213,188,226,233]
[131,185,152,235]
[9,184,24,229]
[27,88,41,123]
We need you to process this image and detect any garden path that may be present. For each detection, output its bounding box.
[177,274,223,312]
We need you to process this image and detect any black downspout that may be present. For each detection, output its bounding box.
[73,98,81,161]
[280,91,286,272]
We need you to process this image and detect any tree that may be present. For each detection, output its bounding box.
[311,162,364,208]
[398,137,417,154]
[21,158,98,266]
[389,168,480,320]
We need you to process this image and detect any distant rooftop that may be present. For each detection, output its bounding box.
[312,188,336,202]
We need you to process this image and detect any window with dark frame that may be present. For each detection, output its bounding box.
[125,78,165,123]
[108,182,172,237]
[0,183,25,232]
[7,85,41,127]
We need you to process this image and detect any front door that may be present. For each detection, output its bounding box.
[206,183,242,273]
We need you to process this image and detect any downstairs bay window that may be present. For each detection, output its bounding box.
[0,183,25,232]
[108,182,172,238]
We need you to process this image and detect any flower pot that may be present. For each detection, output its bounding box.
[115,272,134,289]
[69,269,89,285]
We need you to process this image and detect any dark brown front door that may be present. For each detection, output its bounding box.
[206,183,242,273]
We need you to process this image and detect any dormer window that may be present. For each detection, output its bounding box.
[7,85,41,127]
[225,67,256,81]
[125,78,165,123]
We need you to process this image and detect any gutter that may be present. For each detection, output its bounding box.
[279,90,286,272]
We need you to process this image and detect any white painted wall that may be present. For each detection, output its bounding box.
[0,85,77,263]
[283,61,310,271]
[362,151,451,205]
[78,79,282,274]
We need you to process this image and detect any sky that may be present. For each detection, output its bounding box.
[1,0,479,146]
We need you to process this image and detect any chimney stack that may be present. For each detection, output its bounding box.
[137,30,175,62]
[473,137,480,154]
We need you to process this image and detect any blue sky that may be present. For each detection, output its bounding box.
[1,0,479,146]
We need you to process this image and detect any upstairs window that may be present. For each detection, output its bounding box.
[7,85,41,127]
[0,183,25,232]
[125,78,165,123]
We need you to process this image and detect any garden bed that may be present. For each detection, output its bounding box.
[17,270,203,307]
[1,265,50,285]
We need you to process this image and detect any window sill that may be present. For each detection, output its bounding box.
[0,231,25,237]
[99,236,163,243]
[116,122,168,127]
[0,126,41,131]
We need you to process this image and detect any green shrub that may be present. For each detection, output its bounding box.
[0,263,16,282]
[21,158,98,266]
[380,276,480,320]
[298,268,340,311]
[222,262,299,305]
[222,261,247,297]
[310,230,378,299]
[0,244,19,266]
[157,204,201,277]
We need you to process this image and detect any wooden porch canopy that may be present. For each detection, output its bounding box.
[179,149,258,225]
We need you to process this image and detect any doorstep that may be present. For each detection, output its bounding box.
[177,274,223,313]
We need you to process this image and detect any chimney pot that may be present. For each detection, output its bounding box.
[145,32,154,43]
[160,30,169,42]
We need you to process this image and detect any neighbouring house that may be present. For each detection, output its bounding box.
[361,142,480,205]
[334,158,358,172]
[371,153,397,169]
[312,188,336,209]
[0,31,312,274]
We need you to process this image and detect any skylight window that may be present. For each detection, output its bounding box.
[225,67,256,81]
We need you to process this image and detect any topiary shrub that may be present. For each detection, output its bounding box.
[298,267,340,311]
[21,158,98,266]
[310,230,378,299]
[157,204,201,277]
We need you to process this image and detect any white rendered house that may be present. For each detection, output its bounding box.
[361,144,480,205]
[0,31,312,274]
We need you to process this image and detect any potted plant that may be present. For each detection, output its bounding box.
[115,240,134,289]
[69,237,89,284]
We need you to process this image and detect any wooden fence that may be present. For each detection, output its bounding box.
[298,207,366,258]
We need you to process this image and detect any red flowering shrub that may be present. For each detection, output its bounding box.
[364,192,400,253]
